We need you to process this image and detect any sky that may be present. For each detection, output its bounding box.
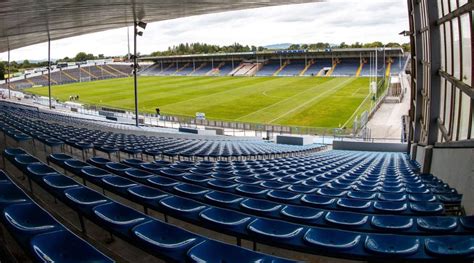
[0,0,409,61]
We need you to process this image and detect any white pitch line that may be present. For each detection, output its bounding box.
[268,78,355,123]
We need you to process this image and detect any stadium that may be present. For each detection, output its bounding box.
[0,0,472,262]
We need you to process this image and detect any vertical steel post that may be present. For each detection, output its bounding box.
[48,38,52,109]
[134,22,139,127]
[7,48,11,99]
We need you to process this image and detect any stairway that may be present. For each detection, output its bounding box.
[299,60,314,76]
[273,61,288,76]
[175,63,190,74]
[356,63,364,77]
[385,62,392,77]
[326,63,337,76]
[42,74,58,84]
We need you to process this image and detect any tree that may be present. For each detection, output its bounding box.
[74,52,95,61]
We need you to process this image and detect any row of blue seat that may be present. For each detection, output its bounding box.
[84,156,449,216]
[135,158,459,204]
[32,150,474,261]
[0,170,114,262]
[3,148,296,263]
[0,109,322,159]
[44,152,474,236]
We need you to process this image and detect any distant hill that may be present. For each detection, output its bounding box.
[263,43,292,50]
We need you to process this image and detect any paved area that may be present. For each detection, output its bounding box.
[367,73,411,140]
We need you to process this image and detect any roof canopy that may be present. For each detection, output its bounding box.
[0,0,319,53]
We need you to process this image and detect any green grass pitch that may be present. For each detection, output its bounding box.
[25,76,371,128]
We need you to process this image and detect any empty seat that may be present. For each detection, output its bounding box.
[240,199,282,216]
[92,202,148,235]
[2,202,60,246]
[0,183,29,209]
[199,207,252,232]
[186,239,295,263]
[325,211,369,227]
[63,187,110,215]
[30,230,114,263]
[43,175,80,194]
[127,185,167,206]
[301,194,335,207]
[248,218,305,240]
[424,236,474,257]
[132,220,202,262]
[371,215,414,231]
[410,202,444,214]
[304,228,362,251]
[417,217,458,232]
[159,196,206,214]
[280,205,324,222]
[373,201,408,213]
[101,176,137,194]
[267,190,301,202]
[364,235,420,256]
[173,183,209,197]
[204,191,244,206]
[336,199,372,211]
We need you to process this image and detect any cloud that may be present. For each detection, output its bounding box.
[0,0,409,61]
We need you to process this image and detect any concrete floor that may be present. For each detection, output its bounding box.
[366,74,411,140]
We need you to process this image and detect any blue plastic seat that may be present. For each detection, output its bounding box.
[132,220,202,262]
[160,167,187,177]
[287,185,316,194]
[43,175,80,194]
[248,218,305,240]
[173,183,209,197]
[121,158,145,168]
[408,193,436,202]
[124,169,154,180]
[127,185,167,206]
[186,239,295,263]
[304,228,362,251]
[101,176,137,194]
[47,153,73,166]
[378,192,407,202]
[64,159,91,175]
[182,174,210,184]
[317,188,347,197]
[204,191,244,206]
[325,211,369,227]
[236,185,269,198]
[140,163,163,173]
[301,194,335,207]
[416,216,458,232]
[371,215,414,231]
[267,190,301,202]
[87,157,110,168]
[365,235,420,256]
[0,183,29,209]
[80,166,112,183]
[280,205,324,222]
[347,191,378,200]
[159,196,206,214]
[240,199,282,216]
[460,216,474,230]
[64,187,110,214]
[199,207,252,232]
[3,148,27,163]
[336,199,372,211]
[12,155,40,172]
[147,176,180,188]
[93,202,148,235]
[409,202,444,214]
[26,163,59,181]
[207,179,239,190]
[424,236,474,257]
[2,202,60,246]
[105,162,133,175]
[373,201,408,212]
[30,230,114,263]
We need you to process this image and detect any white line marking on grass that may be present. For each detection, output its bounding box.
[235,78,339,121]
[268,78,355,123]
[341,93,371,128]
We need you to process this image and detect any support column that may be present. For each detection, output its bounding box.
[133,22,139,127]
[48,38,52,109]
